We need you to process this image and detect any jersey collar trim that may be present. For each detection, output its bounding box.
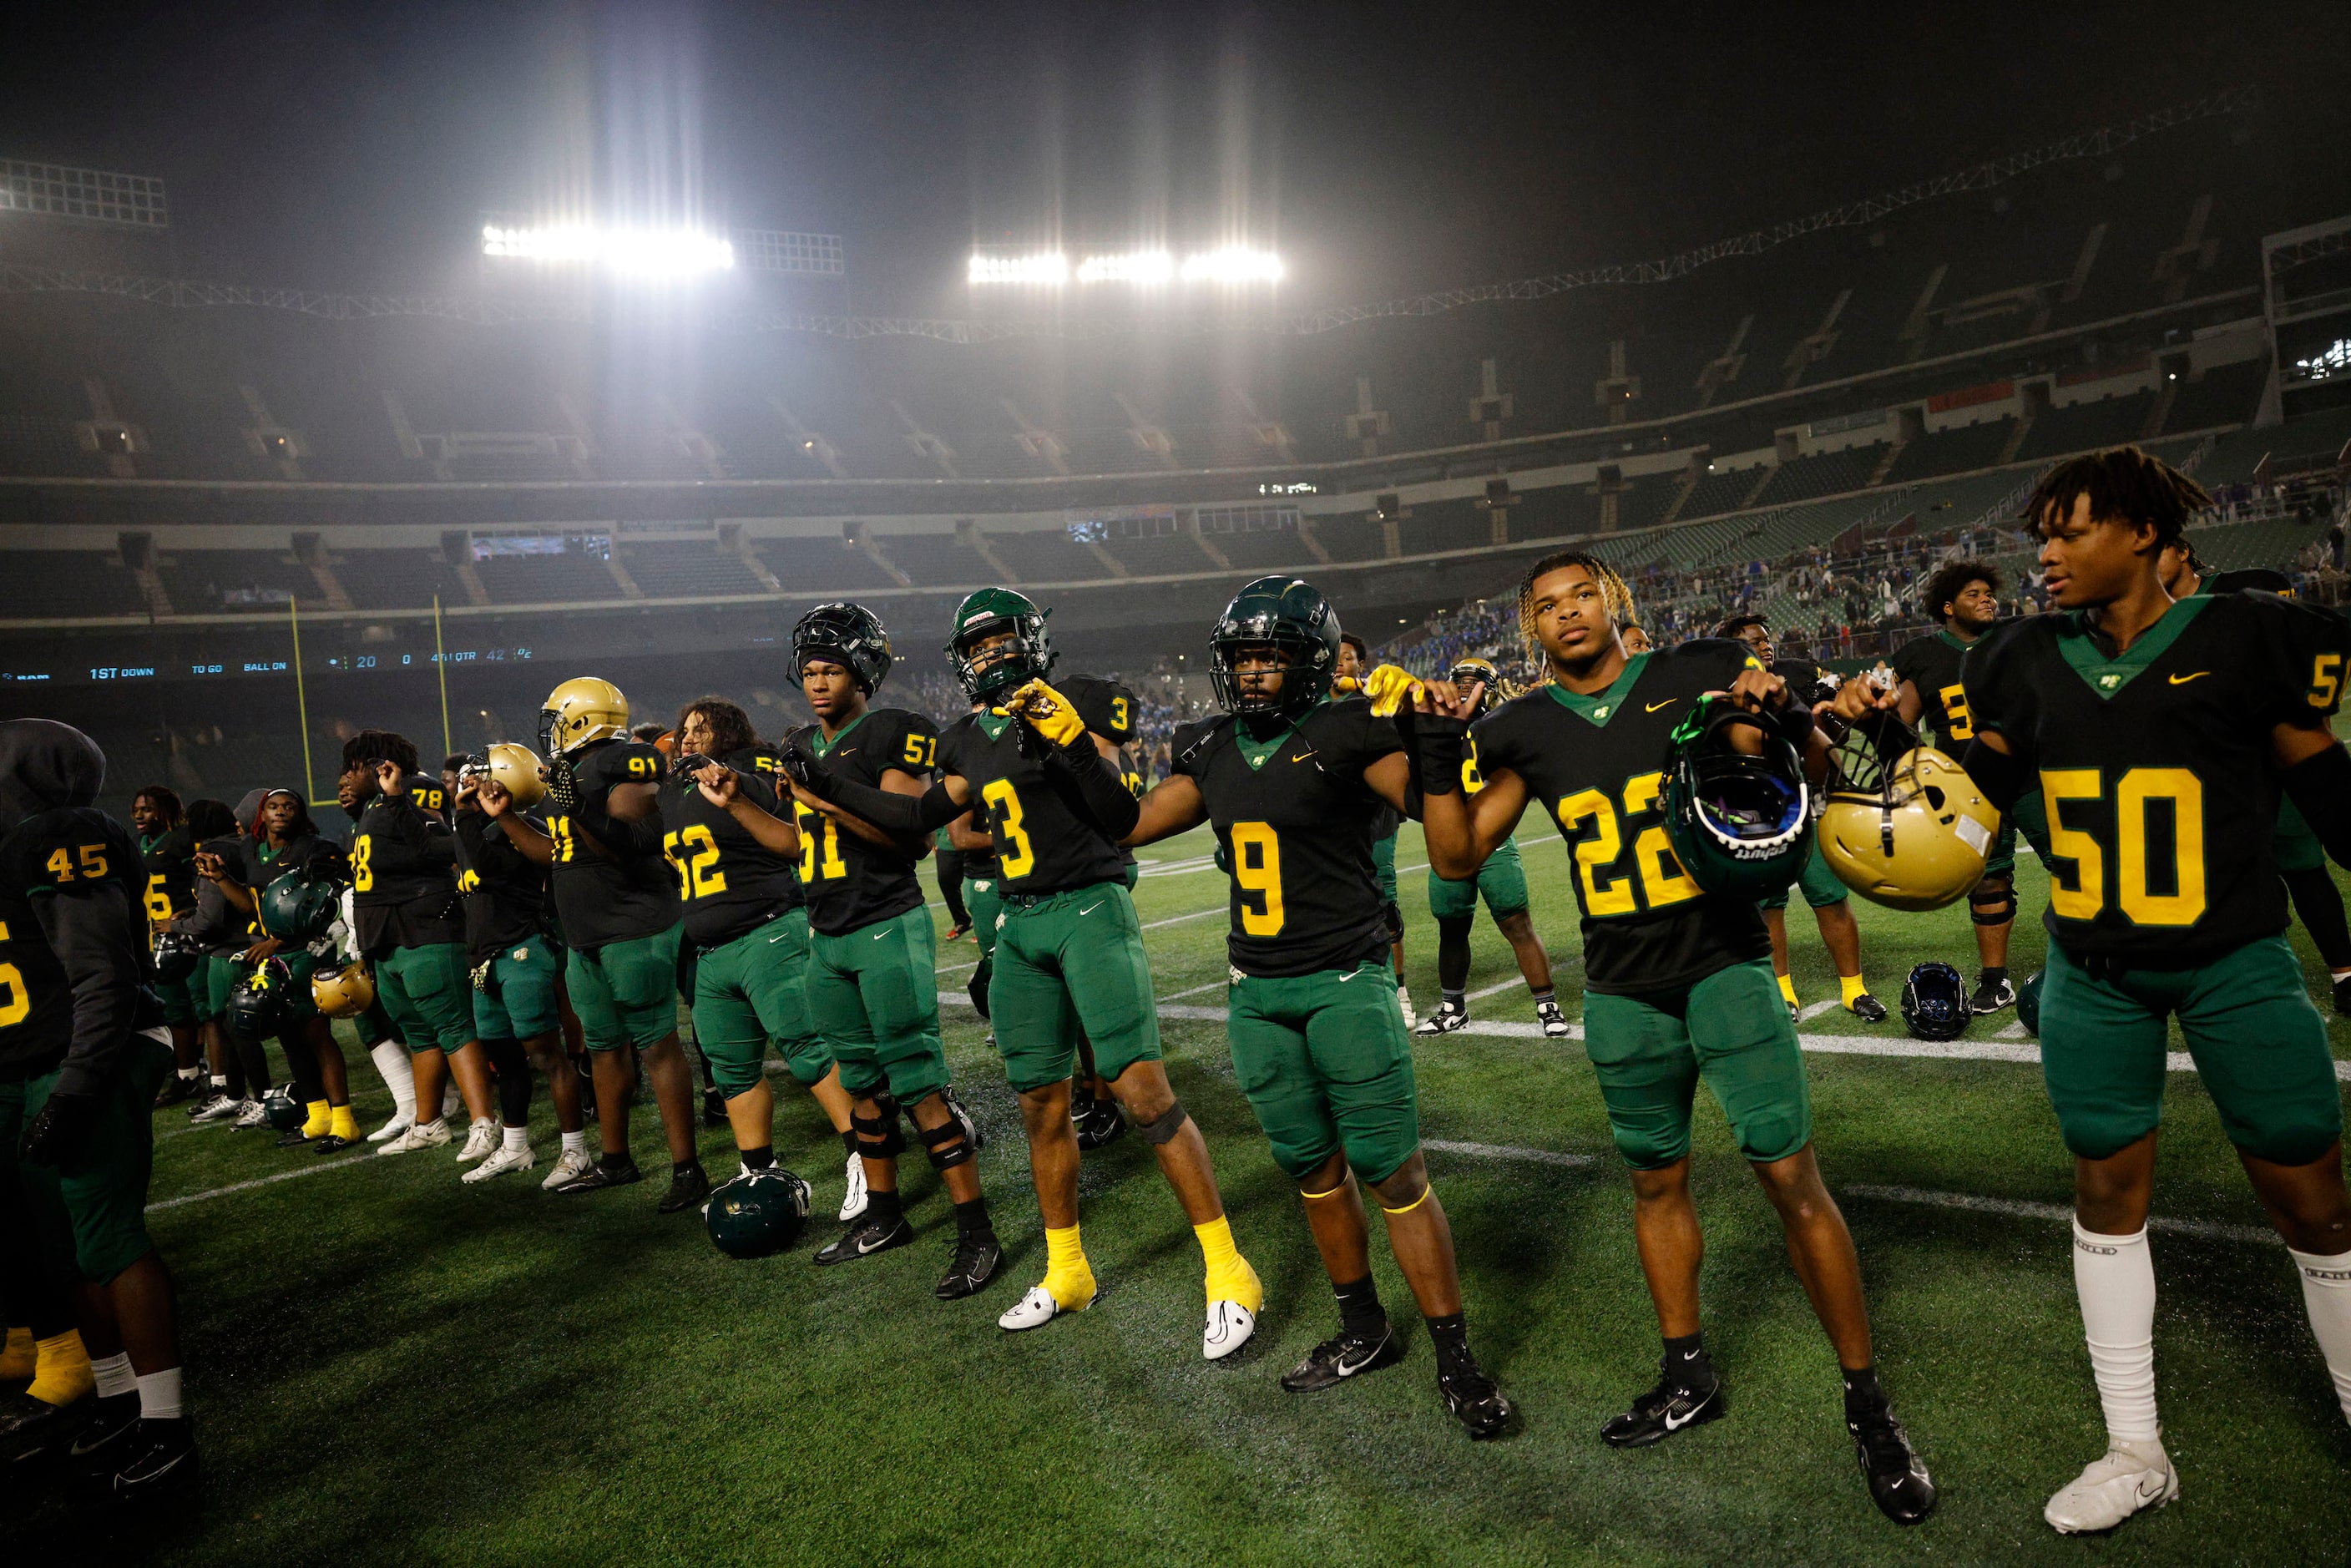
[811,711,872,758]
[976,711,1014,743]
[1935,629,1974,653]
[2056,594,2212,698]
[1542,652,1649,726]
[1233,718,1302,771]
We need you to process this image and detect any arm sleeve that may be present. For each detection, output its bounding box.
[1959,623,2030,743]
[810,775,966,837]
[2252,594,2349,729]
[2282,744,2351,870]
[37,882,147,1099]
[1043,734,1142,838]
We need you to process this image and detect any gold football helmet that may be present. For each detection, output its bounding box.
[312,961,377,1020]
[539,677,629,756]
[1818,736,2000,912]
[485,741,547,809]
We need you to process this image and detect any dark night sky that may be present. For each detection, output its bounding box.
[0,1,2343,311]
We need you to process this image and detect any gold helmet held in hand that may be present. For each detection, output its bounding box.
[539,677,629,757]
[312,961,377,1020]
[1818,726,2000,912]
[484,741,547,809]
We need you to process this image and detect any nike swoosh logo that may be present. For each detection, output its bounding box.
[855,1231,897,1254]
[1335,1341,1387,1376]
[1079,902,1105,915]
[874,930,888,940]
[1291,749,1317,763]
[2167,671,2209,685]
[1663,1404,1702,1431]
[2136,1478,2167,1500]
[1646,699,1677,712]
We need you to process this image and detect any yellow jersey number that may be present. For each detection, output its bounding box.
[0,959,26,1028]
[979,780,1036,880]
[144,873,175,924]
[2310,652,2343,711]
[901,733,938,770]
[793,804,849,882]
[2040,767,2206,928]
[663,825,728,899]
[1937,682,1974,742]
[1553,771,1701,918]
[546,817,577,865]
[351,835,374,889]
[43,843,110,883]
[1229,822,1285,937]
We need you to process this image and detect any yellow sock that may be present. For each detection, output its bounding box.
[329,1104,360,1141]
[1041,1224,1096,1310]
[1195,1216,1263,1312]
[301,1100,331,1138]
[0,1325,33,1381]
[1777,973,1798,1007]
[26,1329,92,1407]
[1839,973,1869,1009]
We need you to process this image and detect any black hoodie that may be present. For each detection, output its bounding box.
[0,721,161,1089]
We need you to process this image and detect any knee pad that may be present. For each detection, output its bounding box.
[850,1108,906,1159]
[1969,878,2017,926]
[916,1115,973,1171]
[1133,1099,1188,1146]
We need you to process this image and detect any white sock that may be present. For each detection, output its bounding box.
[416,1116,446,1135]
[561,1130,587,1156]
[134,1366,183,1420]
[2072,1220,2161,1444]
[370,1040,416,1116]
[91,1351,135,1399]
[2288,1246,2351,1424]
[208,1075,228,1091]
[502,1124,528,1153]
[176,1065,201,1082]
[2331,967,2351,984]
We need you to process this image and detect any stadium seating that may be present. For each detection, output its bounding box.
[619,542,766,599]
[2015,392,2157,462]
[334,549,474,612]
[471,551,621,605]
[0,550,149,619]
[157,549,321,614]
[1883,420,2015,482]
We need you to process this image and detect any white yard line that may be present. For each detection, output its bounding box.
[1840,1183,2277,1245]
[1423,1139,1594,1168]
[1797,997,1843,1020]
[149,1152,374,1213]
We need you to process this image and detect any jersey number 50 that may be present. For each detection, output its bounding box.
[2041,767,2205,927]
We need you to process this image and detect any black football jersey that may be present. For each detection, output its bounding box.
[1469,641,1772,994]
[454,809,552,962]
[139,825,199,929]
[547,739,680,949]
[1889,630,1984,746]
[0,807,159,1079]
[187,833,250,953]
[1964,589,2349,967]
[668,747,804,948]
[1173,697,1403,977]
[1773,655,1839,709]
[351,774,463,953]
[791,708,937,938]
[1064,674,1145,873]
[938,713,1129,898]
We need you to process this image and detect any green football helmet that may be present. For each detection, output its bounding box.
[1661,697,1814,901]
[2016,969,2044,1037]
[945,588,1054,703]
[792,602,893,695]
[705,1166,814,1258]
[262,1084,306,1132]
[259,865,341,943]
[1208,576,1342,724]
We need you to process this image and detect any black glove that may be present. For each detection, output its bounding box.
[1413,712,1469,797]
[20,1091,99,1171]
[544,755,579,812]
[780,737,828,799]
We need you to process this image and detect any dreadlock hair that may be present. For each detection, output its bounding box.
[1921,559,2001,623]
[1516,551,1635,681]
[340,730,419,776]
[678,696,758,758]
[2020,445,2211,550]
[134,785,183,826]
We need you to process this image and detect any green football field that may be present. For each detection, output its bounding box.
[6,825,2348,1565]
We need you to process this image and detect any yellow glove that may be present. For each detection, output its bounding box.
[1332,675,1363,695]
[1005,679,1088,748]
[1362,663,1423,719]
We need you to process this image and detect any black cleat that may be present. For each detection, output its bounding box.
[812,1214,915,1267]
[656,1165,713,1215]
[700,1087,729,1129]
[0,1390,87,1457]
[1281,1324,1405,1392]
[1969,975,2017,1014]
[1601,1359,1726,1448]
[1849,1406,1938,1525]
[312,1133,356,1155]
[1848,992,1888,1024]
[1413,1000,1469,1036]
[109,1416,198,1498]
[554,1156,641,1194]
[2333,973,2351,1017]
[1073,1096,1125,1151]
[1438,1361,1515,1440]
[152,1075,197,1110]
[276,1128,314,1149]
[934,1234,1003,1299]
[64,1392,142,1471]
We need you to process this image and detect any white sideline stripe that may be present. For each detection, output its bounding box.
[1797,997,1843,1020]
[1841,1184,2277,1245]
[1995,1019,2030,1039]
[149,1152,373,1213]
[1162,977,1232,1001]
[1423,1138,1594,1168]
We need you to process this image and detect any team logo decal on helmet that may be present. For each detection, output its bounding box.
[538,677,631,759]
[262,1084,306,1132]
[483,741,548,809]
[2015,969,2045,1037]
[793,602,894,695]
[1208,576,1342,722]
[1661,697,1813,900]
[946,589,1054,703]
[706,1166,816,1258]
[1899,961,1971,1041]
[1816,720,1999,912]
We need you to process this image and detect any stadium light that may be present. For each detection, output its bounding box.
[1181,246,1283,284]
[1076,250,1174,285]
[968,251,1069,286]
[967,245,1282,286]
[481,224,735,276]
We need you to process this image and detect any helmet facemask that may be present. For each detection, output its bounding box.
[951,612,1051,704]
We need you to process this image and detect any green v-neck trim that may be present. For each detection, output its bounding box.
[977,711,1013,743]
[811,711,872,757]
[2057,594,2212,699]
[1542,652,1650,727]
[1936,629,1974,654]
[1234,718,1302,771]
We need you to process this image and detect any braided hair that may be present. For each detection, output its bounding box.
[1516,551,1636,683]
[2020,445,2212,549]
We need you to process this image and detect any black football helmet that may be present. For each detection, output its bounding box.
[1207,576,1342,725]
[1899,962,1971,1042]
[792,602,894,695]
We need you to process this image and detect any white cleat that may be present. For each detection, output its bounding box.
[999,1284,1094,1333]
[230,1098,270,1129]
[454,1117,500,1163]
[1397,985,1417,1032]
[1536,999,1572,1039]
[441,1087,463,1120]
[367,1111,414,1145]
[2045,1439,2179,1534]
[463,1144,537,1183]
[1203,1299,1256,1361]
[377,1119,453,1156]
[839,1150,869,1222]
[190,1092,241,1122]
[540,1146,597,1191]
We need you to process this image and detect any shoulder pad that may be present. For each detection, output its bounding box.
[5,807,134,892]
[1170,716,1233,773]
[1064,675,1138,741]
[402,774,452,815]
[596,741,670,785]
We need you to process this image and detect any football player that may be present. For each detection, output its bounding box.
[332,763,421,1142]
[341,732,502,1168]
[1122,577,1509,1435]
[1406,553,1934,1521]
[0,720,195,1494]
[717,604,1000,1298]
[1413,657,1570,1040]
[1916,447,2351,1532]
[186,797,272,1122]
[2156,546,2351,1014]
[1718,615,1888,1024]
[667,698,865,1218]
[1337,634,1413,1029]
[798,589,1257,1353]
[487,680,706,1211]
[131,787,205,1105]
[1888,561,2031,1013]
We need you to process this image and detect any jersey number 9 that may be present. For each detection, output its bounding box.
[1230,822,1285,936]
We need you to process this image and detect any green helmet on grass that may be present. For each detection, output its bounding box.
[1661,697,1814,901]
[262,1084,306,1131]
[945,589,1054,703]
[705,1166,815,1258]
[2016,969,2045,1037]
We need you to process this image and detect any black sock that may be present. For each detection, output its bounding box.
[1842,1363,1887,1420]
[1332,1274,1387,1339]
[599,1151,635,1172]
[740,1146,774,1171]
[1441,989,1465,1010]
[953,1196,994,1242]
[672,1157,704,1180]
[1979,965,2008,988]
[1663,1331,1714,1388]
[839,1128,861,1160]
[1530,988,1555,1009]
[1423,1311,1474,1375]
[863,1186,902,1228]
